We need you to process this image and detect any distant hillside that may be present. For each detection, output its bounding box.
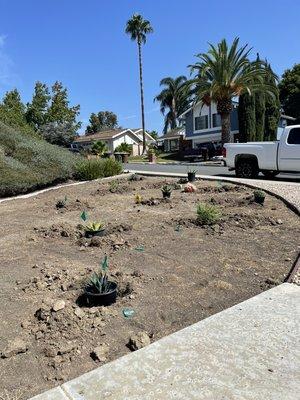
[0,122,80,197]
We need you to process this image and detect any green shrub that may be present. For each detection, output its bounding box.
[253,189,265,204]
[114,143,132,153]
[0,122,80,197]
[196,203,221,225]
[75,158,122,181]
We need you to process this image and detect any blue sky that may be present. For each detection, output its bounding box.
[0,0,299,134]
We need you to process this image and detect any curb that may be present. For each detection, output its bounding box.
[286,253,300,283]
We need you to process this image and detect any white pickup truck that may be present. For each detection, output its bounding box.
[224,125,300,178]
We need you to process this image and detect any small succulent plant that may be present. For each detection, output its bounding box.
[196,203,221,225]
[56,196,68,209]
[135,194,143,204]
[253,190,266,204]
[109,180,119,193]
[85,221,105,232]
[161,185,173,198]
[85,256,113,294]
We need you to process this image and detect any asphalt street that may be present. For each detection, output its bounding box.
[124,163,300,183]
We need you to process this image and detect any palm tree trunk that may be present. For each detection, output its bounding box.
[220,112,232,144]
[137,40,146,154]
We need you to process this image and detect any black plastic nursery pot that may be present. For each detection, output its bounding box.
[85,228,106,238]
[187,172,196,182]
[162,192,171,199]
[255,197,265,205]
[85,282,118,306]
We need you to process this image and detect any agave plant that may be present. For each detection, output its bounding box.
[161,185,173,198]
[135,194,143,204]
[86,256,113,294]
[56,196,68,209]
[85,221,104,232]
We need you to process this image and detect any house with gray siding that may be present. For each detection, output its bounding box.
[179,100,239,149]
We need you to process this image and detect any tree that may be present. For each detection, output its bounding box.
[114,142,132,153]
[147,130,158,140]
[0,89,34,135]
[154,76,190,133]
[265,64,280,141]
[46,81,81,133]
[86,111,118,134]
[125,13,153,154]
[40,121,76,147]
[188,38,276,144]
[254,55,266,141]
[279,63,300,120]
[26,81,50,131]
[91,140,108,156]
[238,93,256,142]
[255,90,265,141]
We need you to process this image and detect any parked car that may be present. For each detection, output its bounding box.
[223,125,300,178]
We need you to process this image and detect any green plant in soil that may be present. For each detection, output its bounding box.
[109,180,119,193]
[84,221,105,232]
[253,189,266,204]
[75,158,122,181]
[135,194,142,204]
[187,168,197,174]
[56,196,68,209]
[161,184,173,197]
[196,203,221,225]
[85,256,113,294]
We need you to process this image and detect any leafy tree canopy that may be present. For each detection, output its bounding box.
[0,89,34,135]
[147,130,158,140]
[154,76,191,134]
[46,81,81,133]
[26,82,50,130]
[279,63,300,119]
[40,122,76,147]
[86,111,118,134]
[91,140,108,156]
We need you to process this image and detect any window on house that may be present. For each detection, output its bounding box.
[212,113,221,127]
[287,128,300,144]
[195,115,208,130]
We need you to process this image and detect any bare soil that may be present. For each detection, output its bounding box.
[0,176,299,399]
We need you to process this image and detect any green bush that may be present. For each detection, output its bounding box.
[253,189,266,204]
[75,158,122,181]
[0,122,80,197]
[196,203,221,225]
[114,143,132,153]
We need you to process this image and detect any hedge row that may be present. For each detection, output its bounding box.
[0,123,122,197]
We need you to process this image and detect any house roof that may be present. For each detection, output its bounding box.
[74,128,144,143]
[160,127,185,140]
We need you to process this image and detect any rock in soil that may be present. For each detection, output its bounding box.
[1,338,29,358]
[91,343,109,362]
[128,331,151,351]
[52,300,66,312]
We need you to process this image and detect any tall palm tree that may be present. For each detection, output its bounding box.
[125,14,153,154]
[188,37,277,144]
[154,76,191,134]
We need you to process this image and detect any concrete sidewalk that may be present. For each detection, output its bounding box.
[31,283,300,400]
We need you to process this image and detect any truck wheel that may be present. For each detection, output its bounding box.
[262,171,279,179]
[236,160,258,179]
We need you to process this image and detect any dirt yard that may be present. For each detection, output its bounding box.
[0,175,299,399]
